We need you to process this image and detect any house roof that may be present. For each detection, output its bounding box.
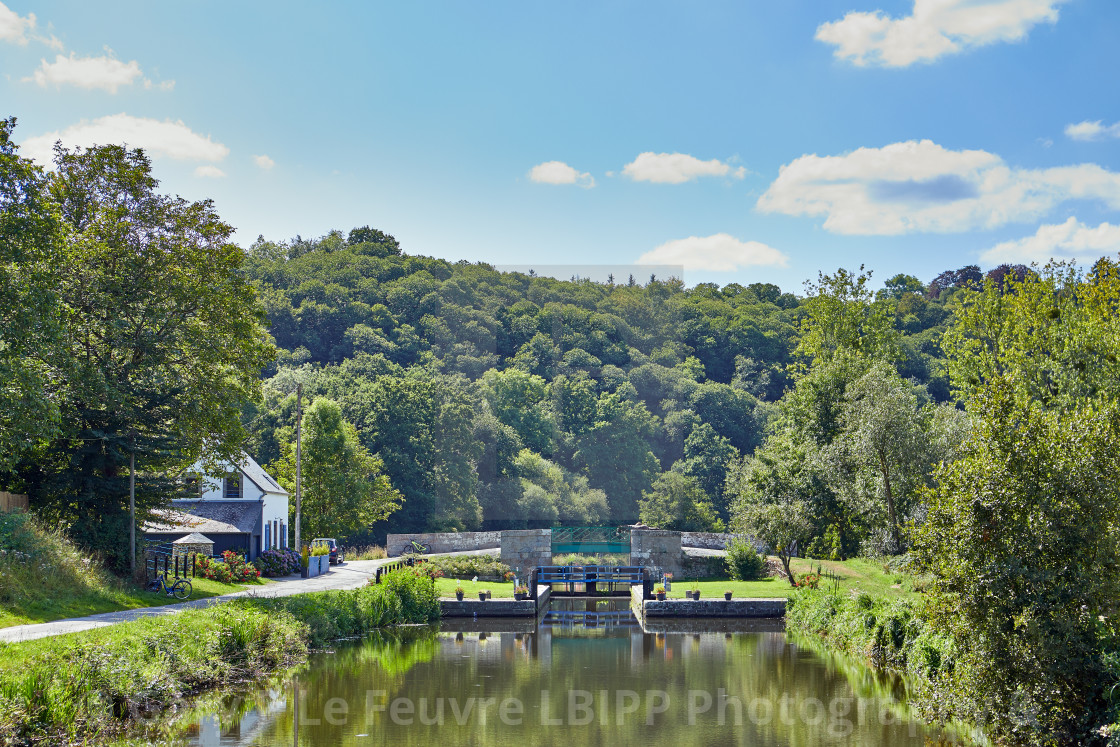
[237,453,287,497]
[170,500,263,534]
[189,451,288,497]
[144,509,242,535]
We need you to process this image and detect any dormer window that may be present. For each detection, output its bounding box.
[223,472,242,499]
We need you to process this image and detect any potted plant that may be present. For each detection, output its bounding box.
[486,590,492,600]
[690,583,700,600]
[724,590,733,601]
[300,545,312,578]
[654,585,666,601]
[514,585,529,601]
[478,590,487,601]
[455,585,465,601]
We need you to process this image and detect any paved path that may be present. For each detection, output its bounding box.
[0,549,498,644]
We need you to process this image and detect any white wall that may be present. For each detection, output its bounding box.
[262,493,289,550]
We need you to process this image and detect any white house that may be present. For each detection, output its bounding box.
[143,453,289,560]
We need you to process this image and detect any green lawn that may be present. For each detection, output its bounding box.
[0,575,274,628]
[435,578,515,598]
[664,556,922,601]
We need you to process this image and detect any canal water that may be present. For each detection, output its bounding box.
[185,598,957,746]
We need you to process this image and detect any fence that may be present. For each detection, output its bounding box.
[0,492,28,512]
[143,542,205,581]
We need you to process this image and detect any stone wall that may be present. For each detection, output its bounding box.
[630,529,682,576]
[386,531,500,557]
[640,597,786,618]
[680,532,762,551]
[499,529,551,573]
[681,551,726,579]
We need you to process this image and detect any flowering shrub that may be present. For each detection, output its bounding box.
[197,550,260,583]
[254,548,301,577]
[795,572,820,589]
[412,564,444,580]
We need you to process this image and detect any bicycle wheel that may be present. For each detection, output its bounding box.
[172,579,192,600]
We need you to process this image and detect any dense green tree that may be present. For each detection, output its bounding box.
[480,368,555,454]
[914,382,1120,744]
[794,266,899,370]
[271,398,400,540]
[0,118,65,471]
[638,471,722,532]
[23,143,274,569]
[573,388,661,522]
[830,361,931,552]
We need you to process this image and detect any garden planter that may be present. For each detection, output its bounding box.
[656,592,666,601]
[456,592,464,601]
[724,592,733,601]
[514,593,526,601]
[479,591,487,601]
[692,591,700,600]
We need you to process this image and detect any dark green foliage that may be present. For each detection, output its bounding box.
[241,241,956,537]
[914,383,1120,744]
[725,538,766,580]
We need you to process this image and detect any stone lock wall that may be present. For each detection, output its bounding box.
[630,529,683,576]
[499,529,551,574]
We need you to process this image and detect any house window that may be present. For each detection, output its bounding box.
[265,523,271,550]
[184,476,201,498]
[282,522,287,549]
[223,472,241,499]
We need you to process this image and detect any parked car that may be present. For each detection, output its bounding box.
[312,538,344,564]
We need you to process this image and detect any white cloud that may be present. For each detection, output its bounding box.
[253,154,275,170]
[637,233,788,271]
[193,165,226,178]
[0,2,34,45]
[28,52,142,93]
[757,139,1120,235]
[143,78,175,91]
[528,160,595,188]
[982,217,1120,264]
[1066,120,1120,142]
[21,113,230,165]
[622,152,746,184]
[816,0,1068,68]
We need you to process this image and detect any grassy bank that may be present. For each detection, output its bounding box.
[0,570,439,745]
[0,511,270,628]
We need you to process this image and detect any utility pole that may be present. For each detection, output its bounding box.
[294,383,302,551]
[129,432,136,578]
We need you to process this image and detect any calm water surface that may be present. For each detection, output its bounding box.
[187,599,955,746]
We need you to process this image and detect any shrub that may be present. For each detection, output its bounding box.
[253,549,301,577]
[197,551,259,584]
[420,555,511,580]
[725,538,766,580]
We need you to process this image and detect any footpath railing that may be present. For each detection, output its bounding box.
[373,556,419,584]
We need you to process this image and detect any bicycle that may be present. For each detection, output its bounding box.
[147,573,192,600]
[401,539,431,556]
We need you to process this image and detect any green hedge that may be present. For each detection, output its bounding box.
[0,572,439,744]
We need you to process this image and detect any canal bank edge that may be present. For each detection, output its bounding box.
[629,585,787,618]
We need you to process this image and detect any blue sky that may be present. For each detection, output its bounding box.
[3,1,1120,292]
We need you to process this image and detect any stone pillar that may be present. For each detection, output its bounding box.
[630,529,682,576]
[500,529,552,575]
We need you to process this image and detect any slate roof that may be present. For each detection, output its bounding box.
[144,509,241,535]
[170,500,262,534]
